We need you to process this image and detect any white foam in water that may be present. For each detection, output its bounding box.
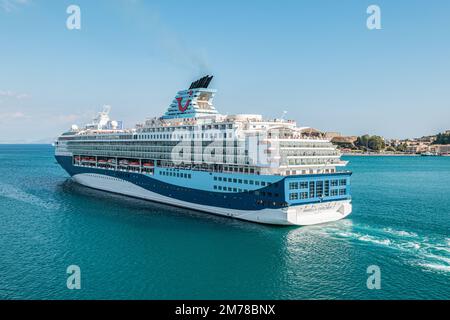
[418,263,450,273]
[0,182,59,210]
[323,222,450,275]
[424,253,450,265]
[382,227,418,238]
[358,234,392,246]
[404,242,421,250]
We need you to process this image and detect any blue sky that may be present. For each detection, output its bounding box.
[1,0,449,142]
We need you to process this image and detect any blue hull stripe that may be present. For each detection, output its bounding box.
[56,155,351,210]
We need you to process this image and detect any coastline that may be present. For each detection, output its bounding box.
[342,153,420,157]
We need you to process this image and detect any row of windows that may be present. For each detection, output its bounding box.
[288,188,347,201]
[289,179,347,190]
[213,176,275,187]
[136,132,234,140]
[159,171,192,179]
[288,181,309,190]
[280,142,334,148]
[141,123,234,133]
[289,192,309,200]
[213,185,280,197]
[331,179,347,187]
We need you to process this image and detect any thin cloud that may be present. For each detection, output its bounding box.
[0,112,27,122]
[0,90,30,99]
[0,0,30,12]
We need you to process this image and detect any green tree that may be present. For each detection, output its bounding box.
[355,135,385,151]
[396,143,408,152]
[434,132,450,145]
[356,135,371,150]
[368,136,386,151]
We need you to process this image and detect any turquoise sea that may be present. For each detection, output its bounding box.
[0,145,449,300]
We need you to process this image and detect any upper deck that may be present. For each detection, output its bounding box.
[56,76,348,177]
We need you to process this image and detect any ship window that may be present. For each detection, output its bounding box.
[214,186,217,190]
[331,180,339,187]
[218,177,222,181]
[244,180,248,184]
[250,181,254,185]
[339,188,346,195]
[331,189,338,196]
[300,192,308,199]
[188,174,192,179]
[261,182,266,186]
[233,188,237,192]
[289,193,299,200]
[316,181,324,198]
[339,179,347,186]
[214,177,217,181]
[255,181,260,186]
[289,182,298,190]
[300,182,308,189]
[309,182,315,198]
[233,179,237,183]
[218,186,222,190]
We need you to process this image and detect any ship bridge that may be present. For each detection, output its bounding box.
[161,75,219,120]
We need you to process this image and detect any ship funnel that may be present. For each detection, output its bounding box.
[162,76,218,120]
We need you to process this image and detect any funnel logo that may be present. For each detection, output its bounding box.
[177,91,193,113]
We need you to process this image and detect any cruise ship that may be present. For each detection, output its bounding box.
[55,76,352,225]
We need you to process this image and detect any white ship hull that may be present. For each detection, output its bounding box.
[72,173,352,226]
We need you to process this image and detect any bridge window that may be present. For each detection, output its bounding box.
[316,181,324,198]
[309,182,315,198]
[289,182,299,190]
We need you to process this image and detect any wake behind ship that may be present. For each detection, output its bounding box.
[55,76,352,225]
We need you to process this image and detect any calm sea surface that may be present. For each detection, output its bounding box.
[0,145,449,299]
